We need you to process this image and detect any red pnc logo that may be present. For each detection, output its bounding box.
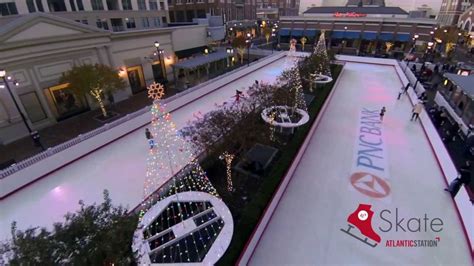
[350,172,390,198]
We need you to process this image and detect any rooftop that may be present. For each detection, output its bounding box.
[444,73,474,98]
[303,6,408,15]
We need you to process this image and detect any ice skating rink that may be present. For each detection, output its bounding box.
[0,56,291,241]
[247,62,472,265]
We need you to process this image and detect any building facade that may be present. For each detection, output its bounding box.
[458,5,474,46]
[256,0,299,19]
[437,0,473,25]
[0,0,169,32]
[168,0,257,23]
[279,6,436,55]
[0,13,209,144]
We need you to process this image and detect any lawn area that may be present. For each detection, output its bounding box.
[211,64,343,265]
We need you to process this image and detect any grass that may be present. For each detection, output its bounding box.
[216,64,343,265]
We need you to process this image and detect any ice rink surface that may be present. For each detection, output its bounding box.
[248,62,472,265]
[0,56,291,241]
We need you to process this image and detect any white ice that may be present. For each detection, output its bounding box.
[248,62,472,265]
[0,56,290,241]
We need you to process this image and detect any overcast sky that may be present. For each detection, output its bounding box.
[299,0,443,14]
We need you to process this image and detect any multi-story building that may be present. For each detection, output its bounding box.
[0,0,169,32]
[256,0,299,19]
[457,5,473,45]
[438,0,473,25]
[279,6,436,55]
[167,0,257,23]
[346,0,385,7]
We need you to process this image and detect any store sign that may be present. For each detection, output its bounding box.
[334,12,367,18]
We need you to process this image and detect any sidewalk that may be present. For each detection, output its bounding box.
[0,89,156,167]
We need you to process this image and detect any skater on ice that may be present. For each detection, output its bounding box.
[411,101,424,121]
[379,107,386,121]
[145,128,154,149]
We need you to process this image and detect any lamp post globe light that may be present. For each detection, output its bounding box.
[0,69,44,150]
[226,48,234,67]
[153,41,167,82]
[246,32,252,66]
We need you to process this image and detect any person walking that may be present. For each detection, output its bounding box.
[411,101,424,121]
[380,107,386,121]
[145,128,154,149]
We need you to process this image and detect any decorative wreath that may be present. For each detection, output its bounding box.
[147,82,165,100]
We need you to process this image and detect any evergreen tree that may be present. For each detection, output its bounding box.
[313,31,332,77]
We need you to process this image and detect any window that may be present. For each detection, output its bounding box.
[91,0,104,10]
[111,18,124,31]
[161,16,166,23]
[153,17,160,27]
[0,2,18,16]
[82,19,88,24]
[149,0,158,9]
[138,0,147,9]
[106,0,119,9]
[187,0,193,4]
[70,0,76,11]
[160,2,164,9]
[47,0,67,12]
[96,19,109,29]
[27,0,36,12]
[125,18,136,28]
[76,0,84,10]
[141,17,150,28]
[36,0,44,11]
[122,0,132,10]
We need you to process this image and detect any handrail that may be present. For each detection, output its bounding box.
[0,52,284,179]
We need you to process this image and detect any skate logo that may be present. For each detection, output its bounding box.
[341,204,381,247]
[341,204,444,248]
[350,172,390,198]
[350,108,391,198]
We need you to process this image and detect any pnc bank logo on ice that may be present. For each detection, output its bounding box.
[350,108,391,198]
[341,204,444,248]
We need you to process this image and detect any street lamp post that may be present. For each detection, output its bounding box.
[0,69,44,150]
[154,41,167,82]
[271,28,276,54]
[226,48,234,67]
[246,32,252,66]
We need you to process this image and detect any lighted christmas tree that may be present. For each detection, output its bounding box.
[141,83,218,219]
[292,67,307,111]
[313,31,332,77]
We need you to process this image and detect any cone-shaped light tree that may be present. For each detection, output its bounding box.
[313,31,332,77]
[141,83,218,218]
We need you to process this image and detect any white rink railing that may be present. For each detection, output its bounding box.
[0,52,286,198]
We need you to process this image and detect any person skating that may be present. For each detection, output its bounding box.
[445,161,472,198]
[380,107,386,121]
[411,101,424,121]
[145,128,155,149]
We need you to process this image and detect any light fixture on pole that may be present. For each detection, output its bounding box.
[0,69,44,150]
[226,47,233,67]
[153,41,167,82]
[271,28,276,54]
[246,32,252,66]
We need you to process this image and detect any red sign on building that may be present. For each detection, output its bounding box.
[334,12,367,18]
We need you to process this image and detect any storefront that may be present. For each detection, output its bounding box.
[0,13,210,144]
[278,6,437,56]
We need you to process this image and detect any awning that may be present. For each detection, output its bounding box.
[291,28,304,37]
[331,31,360,39]
[331,31,344,38]
[174,46,208,59]
[396,33,411,42]
[362,32,377,40]
[379,32,394,41]
[173,50,230,70]
[345,31,361,39]
[304,29,318,37]
[279,28,290,37]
